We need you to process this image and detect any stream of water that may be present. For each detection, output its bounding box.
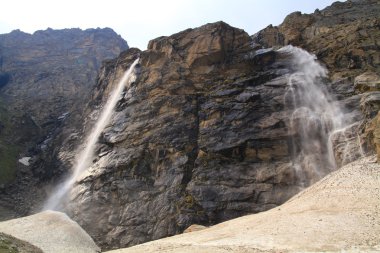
[43,58,139,210]
[280,46,352,186]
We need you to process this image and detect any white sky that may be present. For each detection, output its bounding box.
[0,0,337,50]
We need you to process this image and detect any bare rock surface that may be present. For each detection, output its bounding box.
[253,0,380,80]
[0,210,100,253]
[0,27,128,217]
[66,22,338,250]
[107,155,380,253]
[64,3,375,247]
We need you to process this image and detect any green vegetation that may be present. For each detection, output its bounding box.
[0,98,19,185]
[0,233,43,253]
[0,236,18,253]
[0,144,19,184]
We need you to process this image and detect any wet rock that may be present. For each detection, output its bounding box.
[253,0,380,80]
[360,91,380,119]
[354,71,380,93]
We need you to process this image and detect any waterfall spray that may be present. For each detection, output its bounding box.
[279,46,349,186]
[43,58,139,210]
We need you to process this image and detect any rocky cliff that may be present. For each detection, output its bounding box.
[254,0,380,159]
[62,0,379,247]
[107,155,380,253]
[253,0,379,80]
[0,28,128,217]
[1,0,379,251]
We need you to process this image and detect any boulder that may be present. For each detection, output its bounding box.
[0,211,100,253]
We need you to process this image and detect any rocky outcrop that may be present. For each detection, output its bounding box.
[254,0,380,164]
[0,28,128,215]
[0,211,100,253]
[106,155,380,253]
[64,21,356,250]
[253,0,380,81]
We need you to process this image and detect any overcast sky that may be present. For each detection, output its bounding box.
[0,0,338,49]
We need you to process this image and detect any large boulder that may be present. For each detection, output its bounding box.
[106,155,380,253]
[0,211,100,253]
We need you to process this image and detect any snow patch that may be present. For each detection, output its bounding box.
[18,157,31,166]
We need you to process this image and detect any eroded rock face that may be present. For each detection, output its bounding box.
[253,0,380,80]
[254,0,380,163]
[106,155,380,253]
[64,22,354,250]
[0,28,128,215]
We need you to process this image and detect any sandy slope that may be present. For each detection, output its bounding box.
[107,156,380,253]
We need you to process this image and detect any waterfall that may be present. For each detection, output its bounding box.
[43,58,139,211]
[279,46,349,186]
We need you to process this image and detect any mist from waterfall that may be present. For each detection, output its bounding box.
[279,45,349,186]
[43,58,139,211]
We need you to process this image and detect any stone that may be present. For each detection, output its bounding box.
[360,91,380,119]
[0,211,100,253]
[253,0,380,81]
[183,224,207,233]
[364,111,380,162]
[354,71,380,93]
[105,156,380,253]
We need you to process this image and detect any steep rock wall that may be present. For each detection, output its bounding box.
[66,22,354,250]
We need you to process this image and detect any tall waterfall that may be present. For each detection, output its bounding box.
[43,58,139,210]
[279,46,348,186]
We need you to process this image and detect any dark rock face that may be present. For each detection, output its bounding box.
[0,28,128,214]
[64,22,350,250]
